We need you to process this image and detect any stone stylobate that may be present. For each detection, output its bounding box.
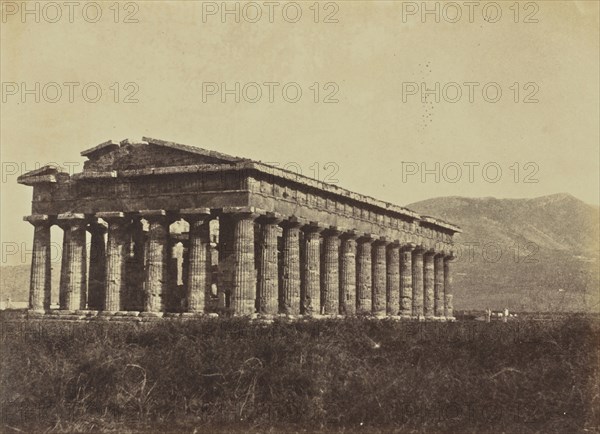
[18,138,460,320]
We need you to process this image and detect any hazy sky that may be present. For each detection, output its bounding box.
[1,0,599,264]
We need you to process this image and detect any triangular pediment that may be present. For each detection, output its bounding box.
[82,137,244,172]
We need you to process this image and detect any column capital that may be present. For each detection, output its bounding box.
[322,226,342,237]
[87,220,108,234]
[444,252,457,261]
[222,206,262,220]
[280,215,305,228]
[56,213,87,229]
[258,211,284,225]
[340,229,358,240]
[357,233,376,243]
[97,211,127,222]
[372,236,389,246]
[424,248,436,257]
[302,221,326,233]
[23,214,52,226]
[180,208,212,223]
[401,242,416,252]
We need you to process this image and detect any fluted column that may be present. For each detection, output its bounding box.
[356,236,373,315]
[434,253,445,318]
[87,220,107,311]
[98,212,130,313]
[400,244,414,318]
[25,215,52,313]
[372,238,387,317]
[228,208,259,316]
[128,217,146,311]
[181,208,212,314]
[281,217,301,315]
[322,228,340,315]
[141,210,169,314]
[411,246,425,318]
[386,242,400,316]
[301,222,323,316]
[339,232,357,316]
[444,254,455,320]
[423,250,435,319]
[257,213,281,316]
[218,214,235,309]
[57,213,87,311]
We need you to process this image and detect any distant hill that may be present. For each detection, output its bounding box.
[407,193,600,313]
[2,194,598,313]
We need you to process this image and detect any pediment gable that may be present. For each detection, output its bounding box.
[82,137,244,172]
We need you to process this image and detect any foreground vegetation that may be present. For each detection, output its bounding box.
[1,314,598,433]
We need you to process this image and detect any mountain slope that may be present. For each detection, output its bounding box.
[408,193,600,312]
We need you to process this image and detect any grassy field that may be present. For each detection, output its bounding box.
[1,314,598,433]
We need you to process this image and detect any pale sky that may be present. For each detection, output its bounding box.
[1,0,599,265]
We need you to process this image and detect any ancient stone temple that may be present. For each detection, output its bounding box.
[18,138,461,320]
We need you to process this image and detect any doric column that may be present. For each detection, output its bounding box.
[87,220,107,311]
[322,228,340,315]
[339,232,357,316]
[227,207,259,316]
[301,223,323,316]
[423,250,436,319]
[444,254,455,320]
[386,242,400,316]
[57,213,87,311]
[356,236,373,315]
[434,253,445,318]
[372,238,387,317]
[98,212,130,313]
[280,217,301,315]
[399,244,414,318]
[141,210,169,313]
[218,213,235,309]
[128,217,146,311]
[411,246,425,318]
[24,215,52,313]
[181,208,212,314]
[257,213,281,316]
[256,215,277,315]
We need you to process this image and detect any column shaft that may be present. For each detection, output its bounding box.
[230,213,257,316]
[386,244,400,316]
[434,254,445,317]
[281,221,301,315]
[372,241,387,317]
[257,217,280,315]
[302,226,321,316]
[400,246,413,317]
[104,215,129,312]
[143,214,168,312]
[58,216,87,311]
[322,230,340,315]
[27,216,51,312]
[187,215,212,313]
[356,238,372,315]
[411,248,424,317]
[423,252,435,318]
[339,235,357,316]
[444,256,454,319]
[87,223,106,311]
